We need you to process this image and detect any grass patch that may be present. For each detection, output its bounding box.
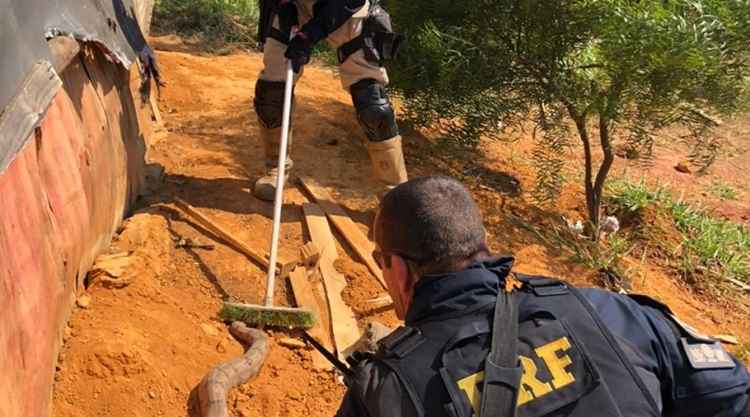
[153,0,259,46]
[708,181,739,201]
[607,179,750,289]
[509,215,636,291]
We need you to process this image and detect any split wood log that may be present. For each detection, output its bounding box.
[191,322,268,417]
[302,203,361,360]
[299,241,321,270]
[288,265,333,370]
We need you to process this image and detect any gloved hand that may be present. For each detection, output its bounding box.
[285,32,313,73]
[138,45,165,97]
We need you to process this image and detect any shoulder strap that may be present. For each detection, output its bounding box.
[479,289,522,417]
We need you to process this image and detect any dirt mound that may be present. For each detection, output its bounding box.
[53,211,346,417]
[336,258,399,328]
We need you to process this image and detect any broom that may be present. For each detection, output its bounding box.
[220,41,315,330]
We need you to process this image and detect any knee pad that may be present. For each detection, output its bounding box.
[254,79,287,128]
[350,79,399,141]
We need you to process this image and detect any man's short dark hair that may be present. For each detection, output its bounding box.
[375,175,487,274]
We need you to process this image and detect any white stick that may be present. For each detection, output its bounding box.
[263,58,295,307]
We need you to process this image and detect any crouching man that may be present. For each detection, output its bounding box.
[337,175,750,417]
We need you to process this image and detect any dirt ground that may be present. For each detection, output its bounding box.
[52,36,749,417]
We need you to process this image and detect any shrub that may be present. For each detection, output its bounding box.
[388,0,750,237]
[153,0,259,45]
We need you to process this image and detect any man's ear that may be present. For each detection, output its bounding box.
[391,255,419,313]
[391,255,411,294]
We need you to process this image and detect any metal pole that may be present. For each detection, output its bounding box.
[263,43,295,307]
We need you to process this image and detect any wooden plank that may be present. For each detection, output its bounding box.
[303,203,360,360]
[298,176,386,289]
[288,266,333,370]
[148,89,164,126]
[303,202,337,263]
[174,198,297,277]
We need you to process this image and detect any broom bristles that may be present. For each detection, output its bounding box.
[219,302,316,329]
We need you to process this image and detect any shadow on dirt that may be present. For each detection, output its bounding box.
[160,173,301,221]
[139,204,235,299]
[403,130,523,198]
[146,62,525,254]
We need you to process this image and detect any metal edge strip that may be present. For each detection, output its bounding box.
[0,61,63,175]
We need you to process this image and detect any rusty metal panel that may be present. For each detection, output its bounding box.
[0,137,63,417]
[0,0,154,177]
[0,46,149,417]
[0,0,148,111]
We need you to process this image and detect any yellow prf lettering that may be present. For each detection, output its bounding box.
[517,356,553,405]
[535,337,575,389]
[456,337,577,416]
[457,371,484,417]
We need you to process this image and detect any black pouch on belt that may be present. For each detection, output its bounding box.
[337,2,404,65]
[258,0,280,47]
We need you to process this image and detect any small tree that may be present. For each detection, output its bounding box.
[388,0,750,238]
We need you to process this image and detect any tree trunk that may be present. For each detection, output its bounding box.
[567,107,597,236]
[566,104,616,241]
[592,115,615,240]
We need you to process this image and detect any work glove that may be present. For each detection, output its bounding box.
[285,32,313,73]
[138,45,165,100]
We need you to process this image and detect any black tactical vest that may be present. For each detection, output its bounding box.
[369,274,661,417]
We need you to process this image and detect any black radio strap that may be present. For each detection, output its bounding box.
[478,288,522,417]
[301,331,354,380]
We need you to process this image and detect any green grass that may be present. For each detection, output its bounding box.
[509,215,636,290]
[606,179,670,214]
[708,182,739,201]
[153,0,259,45]
[607,179,750,288]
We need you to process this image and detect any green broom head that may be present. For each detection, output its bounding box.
[219,302,317,329]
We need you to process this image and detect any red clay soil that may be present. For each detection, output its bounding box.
[53,36,749,417]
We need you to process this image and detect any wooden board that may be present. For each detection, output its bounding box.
[288,266,333,370]
[298,176,386,289]
[174,197,296,277]
[303,203,360,360]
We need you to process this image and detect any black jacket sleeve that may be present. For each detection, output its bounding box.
[335,359,420,417]
[581,288,750,417]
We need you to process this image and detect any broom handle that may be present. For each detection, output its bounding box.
[264,42,295,307]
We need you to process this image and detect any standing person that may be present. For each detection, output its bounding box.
[336,175,750,417]
[252,0,406,201]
